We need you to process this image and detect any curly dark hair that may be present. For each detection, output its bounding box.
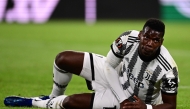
[143,18,165,37]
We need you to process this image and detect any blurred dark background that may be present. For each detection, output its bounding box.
[0,0,189,23]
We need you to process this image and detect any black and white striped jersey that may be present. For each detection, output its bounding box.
[111,30,179,105]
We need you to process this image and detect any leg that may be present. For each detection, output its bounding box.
[37,89,119,109]
[4,51,89,108]
[61,88,120,109]
[4,93,93,109]
[62,93,93,109]
[55,50,84,75]
[50,51,85,98]
[4,52,120,108]
[33,93,94,109]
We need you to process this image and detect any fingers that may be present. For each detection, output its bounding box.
[133,95,139,101]
[122,96,146,109]
[122,103,140,109]
[124,101,139,105]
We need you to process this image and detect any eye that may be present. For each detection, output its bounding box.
[154,40,158,43]
[143,35,149,39]
[154,39,160,43]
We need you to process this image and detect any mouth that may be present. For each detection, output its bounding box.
[142,46,154,56]
[144,46,153,52]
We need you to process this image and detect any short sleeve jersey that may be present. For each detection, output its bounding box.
[111,30,179,105]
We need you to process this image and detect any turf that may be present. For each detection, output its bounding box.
[0,20,189,109]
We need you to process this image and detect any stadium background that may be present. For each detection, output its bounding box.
[0,0,190,109]
[1,0,190,23]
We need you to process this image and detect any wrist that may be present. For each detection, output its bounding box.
[146,104,152,109]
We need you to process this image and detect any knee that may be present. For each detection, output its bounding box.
[62,95,75,108]
[55,51,71,69]
[54,50,84,74]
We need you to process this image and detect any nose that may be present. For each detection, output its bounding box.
[147,39,153,46]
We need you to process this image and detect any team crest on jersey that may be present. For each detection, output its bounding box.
[115,37,123,49]
[144,70,153,80]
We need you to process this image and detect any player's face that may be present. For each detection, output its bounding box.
[138,26,164,57]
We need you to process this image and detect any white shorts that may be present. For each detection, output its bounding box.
[80,52,121,109]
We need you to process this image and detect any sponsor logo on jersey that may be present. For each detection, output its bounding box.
[127,68,144,88]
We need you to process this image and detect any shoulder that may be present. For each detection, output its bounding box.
[157,46,179,94]
[118,30,139,43]
[111,30,140,57]
[157,45,178,72]
[130,30,139,36]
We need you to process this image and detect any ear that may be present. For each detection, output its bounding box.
[138,31,143,39]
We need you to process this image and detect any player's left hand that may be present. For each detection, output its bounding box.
[121,95,146,109]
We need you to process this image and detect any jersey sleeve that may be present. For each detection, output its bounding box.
[103,30,133,103]
[111,30,133,58]
[161,56,179,94]
[161,68,179,94]
[104,30,139,103]
[107,30,137,68]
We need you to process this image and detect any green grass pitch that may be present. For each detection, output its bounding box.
[0,20,189,109]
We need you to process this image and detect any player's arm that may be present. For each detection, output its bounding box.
[153,75,178,109]
[122,94,177,109]
[122,52,179,109]
[104,49,127,103]
[145,79,178,109]
[153,60,179,109]
[152,93,177,109]
[104,31,132,103]
[152,69,178,109]
[150,55,179,109]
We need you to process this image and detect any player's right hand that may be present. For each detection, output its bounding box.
[121,95,147,109]
[120,99,131,109]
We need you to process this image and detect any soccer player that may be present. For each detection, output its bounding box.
[4,18,179,109]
